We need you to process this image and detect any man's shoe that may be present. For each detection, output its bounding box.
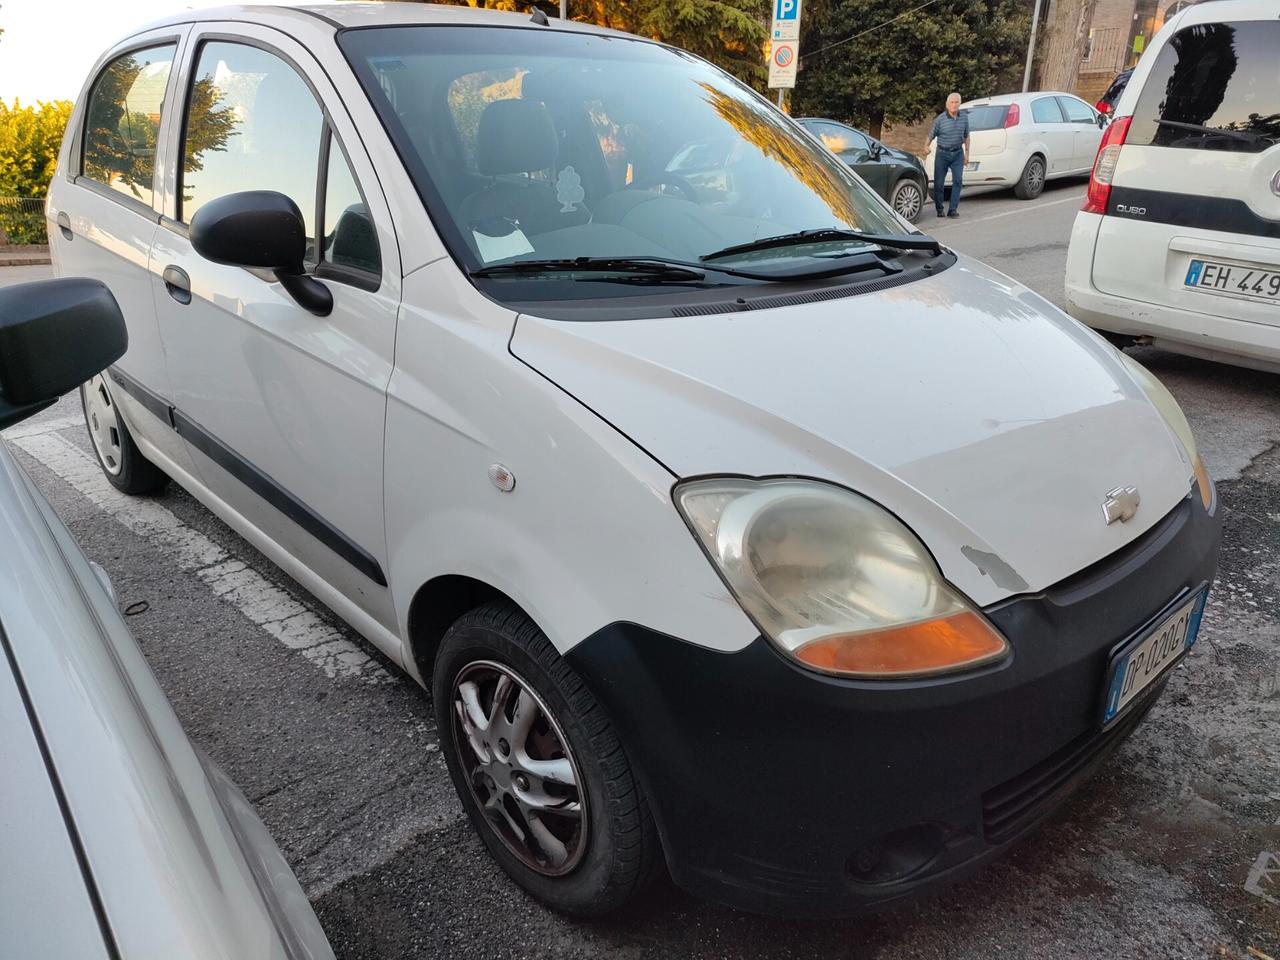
[947,210,960,218]
[936,208,945,218]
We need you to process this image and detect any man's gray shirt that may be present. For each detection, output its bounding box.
[930,111,970,150]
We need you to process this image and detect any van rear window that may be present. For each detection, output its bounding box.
[1127,21,1280,153]
[963,106,1008,131]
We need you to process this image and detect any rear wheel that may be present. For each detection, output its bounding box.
[889,178,925,223]
[1013,155,1046,199]
[433,602,659,916]
[80,374,168,494]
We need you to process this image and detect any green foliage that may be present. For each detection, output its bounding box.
[429,0,771,88]
[790,0,1029,138]
[0,99,72,242]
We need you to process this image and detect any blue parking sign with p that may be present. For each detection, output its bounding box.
[775,0,798,19]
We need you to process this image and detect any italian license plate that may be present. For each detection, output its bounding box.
[1185,259,1280,303]
[1100,587,1207,727]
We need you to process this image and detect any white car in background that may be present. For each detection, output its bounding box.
[929,92,1108,199]
[1066,0,1280,373]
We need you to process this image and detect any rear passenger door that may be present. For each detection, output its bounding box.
[47,29,197,475]
[1030,96,1073,174]
[1057,95,1104,171]
[150,25,402,632]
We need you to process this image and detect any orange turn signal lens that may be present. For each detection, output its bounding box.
[1193,458,1213,512]
[792,611,1009,678]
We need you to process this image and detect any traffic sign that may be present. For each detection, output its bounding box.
[769,41,798,88]
[771,0,803,40]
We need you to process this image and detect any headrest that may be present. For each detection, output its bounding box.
[476,99,558,176]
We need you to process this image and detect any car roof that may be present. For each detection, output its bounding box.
[962,91,1080,107]
[125,1,633,41]
[1173,0,1276,26]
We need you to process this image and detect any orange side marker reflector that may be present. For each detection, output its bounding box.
[794,611,1008,677]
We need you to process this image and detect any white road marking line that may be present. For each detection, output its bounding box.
[12,430,392,684]
[936,191,1087,228]
[2,414,83,440]
[1246,850,1279,905]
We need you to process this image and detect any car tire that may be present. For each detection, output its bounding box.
[1013,154,1047,200]
[433,601,659,917]
[889,178,925,223]
[80,374,169,495]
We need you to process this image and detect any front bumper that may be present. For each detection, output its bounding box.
[566,490,1221,916]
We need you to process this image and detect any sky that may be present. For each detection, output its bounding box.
[0,0,304,104]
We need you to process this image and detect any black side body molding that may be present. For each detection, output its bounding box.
[106,366,387,587]
[1108,186,1280,240]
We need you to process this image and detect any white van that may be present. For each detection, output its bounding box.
[50,3,1221,918]
[1065,0,1280,372]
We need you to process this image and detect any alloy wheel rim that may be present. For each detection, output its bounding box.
[1029,160,1045,191]
[894,183,923,219]
[452,660,588,876]
[84,374,124,475]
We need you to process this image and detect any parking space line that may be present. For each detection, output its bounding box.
[937,191,1086,228]
[12,429,392,684]
[3,414,83,440]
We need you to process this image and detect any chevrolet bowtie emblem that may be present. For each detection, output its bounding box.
[1102,485,1141,525]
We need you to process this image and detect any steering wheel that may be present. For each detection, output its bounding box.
[626,174,699,204]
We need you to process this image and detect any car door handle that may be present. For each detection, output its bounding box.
[56,211,73,241]
[162,265,192,305]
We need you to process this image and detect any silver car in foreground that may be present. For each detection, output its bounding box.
[0,278,334,960]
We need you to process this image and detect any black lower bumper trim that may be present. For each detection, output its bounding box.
[565,491,1221,915]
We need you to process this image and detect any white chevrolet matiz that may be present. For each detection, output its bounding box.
[50,3,1221,918]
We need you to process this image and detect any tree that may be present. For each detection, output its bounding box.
[0,98,72,242]
[1036,0,1097,93]
[428,0,771,88]
[790,0,1029,139]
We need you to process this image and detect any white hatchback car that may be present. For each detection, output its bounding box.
[51,3,1220,918]
[1066,0,1280,373]
[929,92,1108,199]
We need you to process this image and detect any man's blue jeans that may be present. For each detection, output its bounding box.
[933,147,964,212]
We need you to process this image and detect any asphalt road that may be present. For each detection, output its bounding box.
[5,181,1279,959]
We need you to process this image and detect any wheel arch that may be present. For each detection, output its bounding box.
[405,573,529,686]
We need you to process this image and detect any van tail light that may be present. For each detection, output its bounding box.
[1083,115,1132,215]
[1095,100,1111,115]
[1003,103,1020,128]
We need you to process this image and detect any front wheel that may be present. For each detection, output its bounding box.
[433,602,659,916]
[80,374,168,495]
[889,178,925,223]
[1013,155,1046,199]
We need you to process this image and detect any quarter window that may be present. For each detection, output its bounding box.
[321,134,380,276]
[180,41,323,253]
[1127,21,1280,153]
[82,44,176,207]
[1031,98,1064,124]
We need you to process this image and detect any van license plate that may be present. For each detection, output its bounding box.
[1100,587,1207,727]
[1185,259,1280,303]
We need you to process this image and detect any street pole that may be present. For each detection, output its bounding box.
[777,89,785,109]
[1022,0,1043,92]
[560,0,567,18]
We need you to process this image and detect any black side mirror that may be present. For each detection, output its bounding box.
[0,278,127,430]
[189,190,332,317]
[869,142,884,160]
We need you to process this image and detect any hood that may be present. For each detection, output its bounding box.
[510,259,1197,607]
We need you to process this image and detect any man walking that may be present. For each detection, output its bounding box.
[927,92,970,218]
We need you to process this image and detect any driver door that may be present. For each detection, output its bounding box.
[150,24,403,635]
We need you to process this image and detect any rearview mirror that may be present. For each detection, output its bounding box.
[0,278,127,430]
[189,190,332,317]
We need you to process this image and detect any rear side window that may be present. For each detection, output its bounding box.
[1031,98,1064,124]
[180,41,323,249]
[963,105,1009,131]
[1128,21,1280,153]
[82,44,176,207]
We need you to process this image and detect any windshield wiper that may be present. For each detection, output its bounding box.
[1155,119,1270,145]
[702,228,942,263]
[472,257,707,282]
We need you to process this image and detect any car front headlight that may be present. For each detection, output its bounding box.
[673,478,1009,678]
[1118,353,1212,511]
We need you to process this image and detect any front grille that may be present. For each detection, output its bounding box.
[981,689,1159,844]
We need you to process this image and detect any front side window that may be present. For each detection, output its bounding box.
[807,122,869,157]
[1059,97,1096,124]
[180,41,323,252]
[82,44,175,207]
[1031,98,1063,124]
[1127,21,1280,153]
[339,26,912,304]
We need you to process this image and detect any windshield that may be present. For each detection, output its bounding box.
[963,105,1009,131]
[339,26,908,292]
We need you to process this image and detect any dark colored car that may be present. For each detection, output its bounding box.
[1095,68,1133,116]
[798,118,928,222]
